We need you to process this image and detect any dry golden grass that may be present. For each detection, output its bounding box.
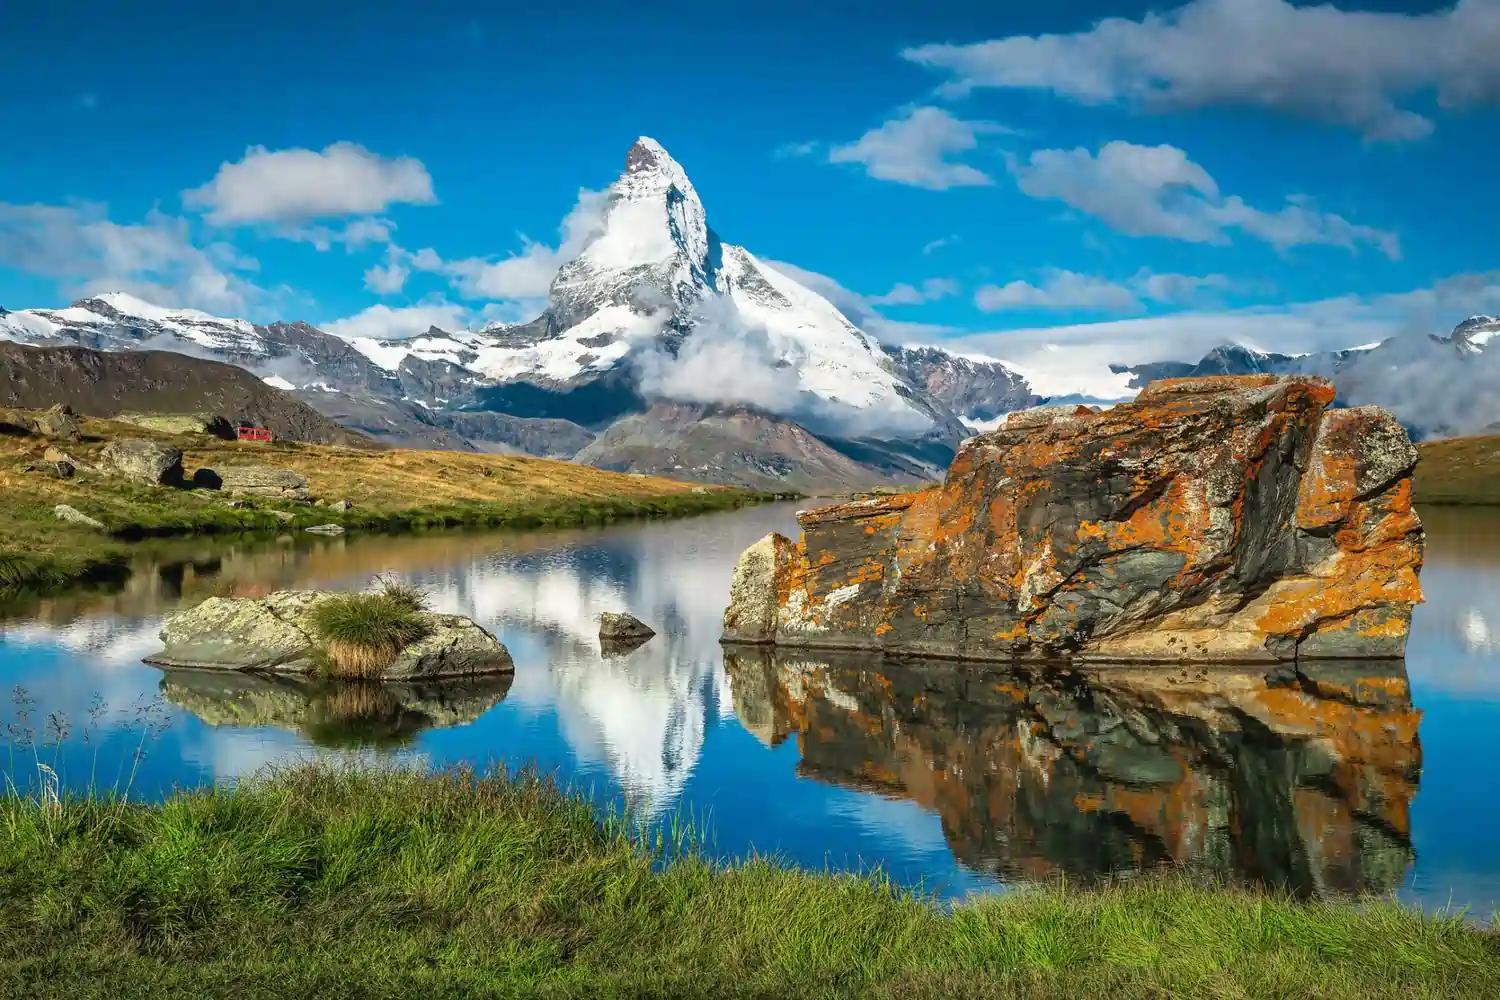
[0,407,773,593]
[320,639,399,679]
[0,408,707,512]
[1416,434,1500,505]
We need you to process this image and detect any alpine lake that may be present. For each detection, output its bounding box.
[3,501,1497,919]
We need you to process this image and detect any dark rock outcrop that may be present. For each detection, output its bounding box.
[599,612,655,642]
[723,376,1425,663]
[27,403,81,440]
[723,648,1421,897]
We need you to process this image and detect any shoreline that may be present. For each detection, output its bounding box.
[2,764,1495,999]
[0,486,795,596]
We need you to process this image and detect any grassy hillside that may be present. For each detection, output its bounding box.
[0,408,783,591]
[2,765,1495,1000]
[0,342,375,448]
[1415,434,1500,505]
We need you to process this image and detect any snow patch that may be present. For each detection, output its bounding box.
[261,375,295,390]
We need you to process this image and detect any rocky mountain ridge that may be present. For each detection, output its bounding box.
[1,136,1494,483]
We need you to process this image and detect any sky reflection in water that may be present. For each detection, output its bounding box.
[2,503,1497,914]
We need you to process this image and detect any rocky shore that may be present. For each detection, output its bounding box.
[722,375,1426,663]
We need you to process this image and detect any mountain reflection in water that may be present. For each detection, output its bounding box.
[7,502,1498,914]
[724,648,1420,898]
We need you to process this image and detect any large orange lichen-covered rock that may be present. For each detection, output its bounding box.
[723,375,1424,663]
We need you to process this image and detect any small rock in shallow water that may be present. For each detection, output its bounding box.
[599,612,655,643]
[53,504,103,529]
[143,590,514,679]
[304,523,345,535]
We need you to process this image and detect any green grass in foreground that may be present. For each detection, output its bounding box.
[2,766,1495,1000]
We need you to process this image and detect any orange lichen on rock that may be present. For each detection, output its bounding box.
[723,375,1425,663]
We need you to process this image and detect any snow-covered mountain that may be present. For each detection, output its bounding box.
[0,138,1015,484]
[1115,316,1500,440]
[3,136,1496,476]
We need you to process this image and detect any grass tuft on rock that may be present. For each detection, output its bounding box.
[307,593,431,679]
[373,574,429,613]
[0,763,1496,1000]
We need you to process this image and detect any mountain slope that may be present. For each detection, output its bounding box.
[573,401,895,493]
[0,342,375,448]
[1115,317,1500,440]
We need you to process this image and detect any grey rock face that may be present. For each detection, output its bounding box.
[53,504,103,529]
[208,464,311,500]
[144,590,514,680]
[98,439,183,485]
[28,404,81,441]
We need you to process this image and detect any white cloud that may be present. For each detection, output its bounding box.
[921,235,958,255]
[760,259,959,344]
[441,188,611,301]
[903,0,1500,141]
[1009,140,1399,257]
[976,270,1142,312]
[0,201,270,316]
[869,277,960,306]
[363,246,410,295]
[828,106,1010,190]
[284,217,396,252]
[1133,270,1236,304]
[975,267,1236,312]
[322,301,475,340]
[183,142,437,225]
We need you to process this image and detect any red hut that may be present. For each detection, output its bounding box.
[237,425,273,443]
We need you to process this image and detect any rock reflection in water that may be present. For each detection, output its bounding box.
[723,648,1421,898]
[159,669,514,749]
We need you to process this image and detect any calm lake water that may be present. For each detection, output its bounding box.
[2,503,1497,916]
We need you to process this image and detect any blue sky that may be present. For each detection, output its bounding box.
[1,0,1497,371]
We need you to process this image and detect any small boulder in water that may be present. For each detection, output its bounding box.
[599,612,655,644]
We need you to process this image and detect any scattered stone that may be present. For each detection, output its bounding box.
[43,446,84,468]
[691,486,709,494]
[304,523,345,536]
[113,412,234,438]
[722,375,1425,663]
[41,460,75,478]
[221,499,252,509]
[314,499,327,507]
[207,464,310,501]
[599,612,656,644]
[269,510,296,523]
[27,404,81,441]
[53,504,104,529]
[98,439,184,485]
[328,499,353,512]
[144,590,515,680]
